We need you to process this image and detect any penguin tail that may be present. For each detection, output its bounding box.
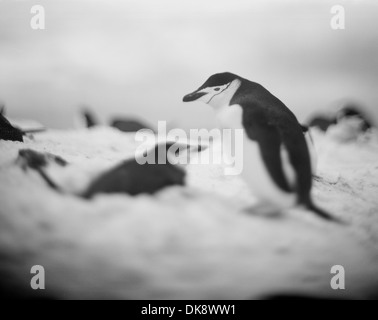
[304,200,345,224]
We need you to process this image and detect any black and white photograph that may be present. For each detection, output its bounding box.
[1,0,378,303]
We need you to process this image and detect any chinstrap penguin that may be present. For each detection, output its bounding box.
[79,107,155,133]
[183,72,338,222]
[17,149,68,191]
[83,142,196,198]
[17,142,204,198]
[308,103,373,134]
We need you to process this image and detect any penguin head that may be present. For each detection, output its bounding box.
[183,72,242,109]
[336,105,372,132]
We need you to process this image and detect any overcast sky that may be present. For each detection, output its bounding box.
[0,0,377,130]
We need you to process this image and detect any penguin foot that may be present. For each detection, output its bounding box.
[243,203,283,219]
[306,202,346,225]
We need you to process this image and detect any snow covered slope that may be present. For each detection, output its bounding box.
[0,127,378,299]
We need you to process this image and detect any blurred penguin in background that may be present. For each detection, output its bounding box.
[336,104,372,132]
[111,118,155,134]
[81,107,99,128]
[17,142,205,198]
[328,104,374,142]
[82,142,199,198]
[78,106,155,133]
[308,116,337,132]
[308,102,375,142]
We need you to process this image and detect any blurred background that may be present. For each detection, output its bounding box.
[0,0,377,131]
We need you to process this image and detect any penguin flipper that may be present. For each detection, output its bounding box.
[244,115,292,193]
[276,121,343,223]
[266,114,314,203]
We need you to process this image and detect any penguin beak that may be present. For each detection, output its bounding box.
[183,90,207,102]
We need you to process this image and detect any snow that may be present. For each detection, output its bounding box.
[1,126,378,299]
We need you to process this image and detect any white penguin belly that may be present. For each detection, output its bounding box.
[216,104,297,208]
[280,146,296,189]
[304,130,318,175]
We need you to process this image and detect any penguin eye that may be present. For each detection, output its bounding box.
[214,87,221,92]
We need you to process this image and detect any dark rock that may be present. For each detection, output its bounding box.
[0,113,24,142]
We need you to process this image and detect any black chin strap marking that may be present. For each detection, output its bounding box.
[207,82,232,104]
